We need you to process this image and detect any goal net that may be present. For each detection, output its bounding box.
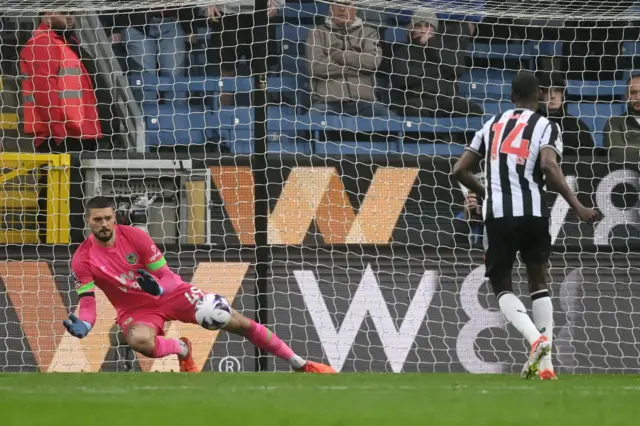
[1,0,639,373]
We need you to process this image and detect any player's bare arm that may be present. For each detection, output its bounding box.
[539,147,598,223]
[453,150,485,197]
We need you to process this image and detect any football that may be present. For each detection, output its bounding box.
[195,293,232,330]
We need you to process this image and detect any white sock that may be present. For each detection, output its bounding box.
[498,292,541,345]
[288,355,306,370]
[532,290,554,371]
[178,339,189,357]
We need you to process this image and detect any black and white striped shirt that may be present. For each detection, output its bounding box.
[466,108,563,219]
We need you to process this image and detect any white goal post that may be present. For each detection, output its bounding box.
[0,0,639,373]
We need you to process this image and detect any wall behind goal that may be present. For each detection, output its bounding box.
[2,154,640,373]
[208,156,640,250]
[1,249,639,373]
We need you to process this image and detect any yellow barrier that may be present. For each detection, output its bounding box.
[0,153,70,244]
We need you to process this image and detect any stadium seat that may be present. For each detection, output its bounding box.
[316,141,400,155]
[400,116,485,134]
[470,41,534,68]
[129,73,253,99]
[566,102,626,147]
[531,40,562,58]
[282,1,329,19]
[144,104,210,148]
[276,23,311,55]
[269,74,311,108]
[384,27,409,44]
[398,143,466,156]
[623,41,640,57]
[566,80,627,100]
[482,101,515,116]
[275,23,311,75]
[459,70,516,101]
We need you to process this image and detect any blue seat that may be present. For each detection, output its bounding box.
[482,101,515,116]
[316,141,399,155]
[399,116,485,134]
[269,133,312,154]
[532,41,562,57]
[470,42,534,64]
[129,73,253,97]
[209,106,484,153]
[276,23,311,54]
[384,27,409,44]
[275,23,311,74]
[398,143,466,156]
[272,74,312,108]
[566,103,626,147]
[623,42,640,56]
[282,1,329,18]
[566,80,627,99]
[459,70,515,101]
[288,114,483,135]
[144,104,209,147]
[212,106,311,154]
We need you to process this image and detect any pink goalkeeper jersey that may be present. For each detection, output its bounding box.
[71,225,181,315]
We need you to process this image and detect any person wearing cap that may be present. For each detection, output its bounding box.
[389,9,483,119]
[537,72,595,157]
[307,0,390,117]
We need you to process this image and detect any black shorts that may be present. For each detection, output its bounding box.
[207,13,272,73]
[483,216,551,279]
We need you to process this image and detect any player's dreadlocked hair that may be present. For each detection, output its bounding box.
[84,196,117,216]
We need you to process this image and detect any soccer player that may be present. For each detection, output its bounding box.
[63,196,336,373]
[453,71,599,380]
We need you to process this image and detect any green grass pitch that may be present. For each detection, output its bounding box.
[1,373,639,426]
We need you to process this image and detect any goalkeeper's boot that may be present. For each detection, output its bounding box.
[296,361,337,374]
[539,369,558,380]
[520,335,551,379]
[178,337,198,373]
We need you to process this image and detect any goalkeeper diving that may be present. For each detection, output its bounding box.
[64,196,335,373]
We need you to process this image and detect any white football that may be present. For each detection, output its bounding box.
[195,293,232,330]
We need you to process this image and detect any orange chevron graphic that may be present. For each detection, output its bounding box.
[211,166,256,245]
[1,261,67,371]
[211,166,418,245]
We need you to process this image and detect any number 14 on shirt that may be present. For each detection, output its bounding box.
[491,121,530,165]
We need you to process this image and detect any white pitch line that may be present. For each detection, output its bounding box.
[1,384,640,395]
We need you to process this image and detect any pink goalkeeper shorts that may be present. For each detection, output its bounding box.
[117,284,206,336]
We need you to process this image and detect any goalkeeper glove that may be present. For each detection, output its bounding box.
[62,313,92,339]
[136,269,164,296]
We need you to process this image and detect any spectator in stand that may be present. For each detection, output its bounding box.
[389,9,483,118]
[538,72,595,157]
[307,0,390,117]
[204,0,284,105]
[20,11,103,152]
[112,7,193,79]
[19,11,106,243]
[604,74,640,159]
[391,1,481,76]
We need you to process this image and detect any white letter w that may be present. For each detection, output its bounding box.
[295,265,436,373]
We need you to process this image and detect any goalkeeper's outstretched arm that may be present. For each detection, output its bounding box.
[65,258,97,339]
